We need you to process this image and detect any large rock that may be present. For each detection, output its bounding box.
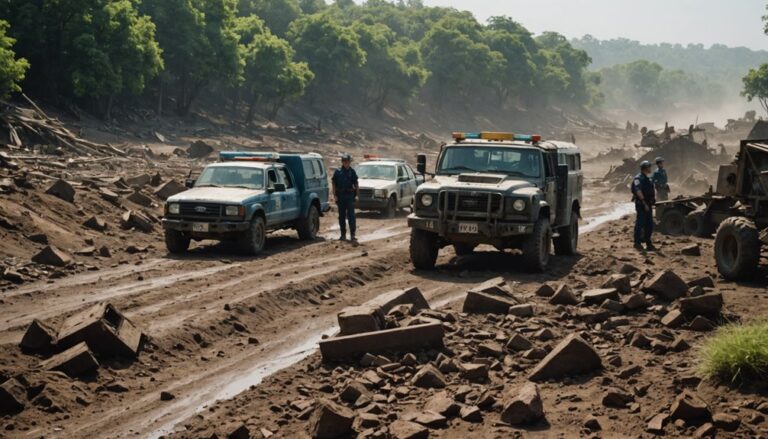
[124,173,151,188]
[661,309,685,328]
[602,274,631,294]
[500,382,544,425]
[506,333,533,351]
[529,334,602,381]
[463,291,518,314]
[643,270,688,300]
[319,323,443,362]
[121,210,154,232]
[46,179,75,202]
[39,342,99,377]
[83,216,107,231]
[56,302,144,358]
[188,140,214,158]
[365,287,430,315]
[154,180,187,200]
[32,245,72,267]
[388,420,428,439]
[582,288,620,305]
[679,293,723,318]
[308,399,355,438]
[127,190,153,207]
[424,392,460,417]
[411,364,446,388]
[337,305,384,336]
[549,284,579,305]
[0,377,26,414]
[20,319,57,353]
[670,392,711,425]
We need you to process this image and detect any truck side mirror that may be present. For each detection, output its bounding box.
[272,183,286,192]
[185,179,196,188]
[556,164,568,178]
[417,154,427,175]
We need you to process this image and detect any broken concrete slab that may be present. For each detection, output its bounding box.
[365,287,430,316]
[602,274,631,294]
[679,293,723,318]
[508,303,534,317]
[32,245,72,267]
[470,277,515,297]
[124,174,151,188]
[127,190,153,207]
[39,342,99,377]
[99,187,120,204]
[688,276,715,289]
[643,270,688,300]
[549,284,579,305]
[501,382,544,425]
[681,243,701,256]
[670,392,711,425]
[46,179,75,202]
[121,210,154,232]
[56,303,144,358]
[622,293,649,310]
[308,399,355,439]
[188,140,214,158]
[154,180,187,200]
[83,216,107,231]
[582,288,620,305]
[388,420,428,439]
[337,306,384,336]
[506,333,533,351]
[411,364,447,388]
[661,309,686,328]
[20,319,57,353]
[529,334,602,381]
[463,291,518,314]
[0,377,26,414]
[319,323,443,362]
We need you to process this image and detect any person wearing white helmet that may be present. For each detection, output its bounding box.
[632,161,656,251]
[652,157,670,201]
[332,153,358,241]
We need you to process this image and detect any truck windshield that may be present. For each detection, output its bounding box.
[437,146,542,178]
[195,166,264,189]
[357,164,396,180]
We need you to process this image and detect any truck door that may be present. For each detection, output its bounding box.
[266,168,281,226]
[555,153,570,227]
[543,152,558,223]
[278,167,300,221]
[397,165,409,207]
[405,165,418,205]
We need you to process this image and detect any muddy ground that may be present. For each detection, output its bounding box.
[0,111,765,438]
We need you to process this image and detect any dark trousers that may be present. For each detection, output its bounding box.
[634,202,653,245]
[337,196,356,236]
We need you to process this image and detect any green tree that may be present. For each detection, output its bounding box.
[485,29,536,106]
[243,31,313,121]
[298,0,326,15]
[288,14,365,95]
[241,0,301,37]
[743,64,768,115]
[0,20,28,98]
[535,32,593,105]
[144,0,242,116]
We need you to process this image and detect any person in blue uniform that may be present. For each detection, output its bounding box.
[652,157,670,201]
[632,161,656,251]
[332,153,358,241]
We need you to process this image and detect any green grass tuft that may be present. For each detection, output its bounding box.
[699,319,768,384]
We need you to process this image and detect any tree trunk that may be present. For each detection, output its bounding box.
[156,80,164,119]
[105,94,114,121]
[245,93,259,124]
[267,97,285,121]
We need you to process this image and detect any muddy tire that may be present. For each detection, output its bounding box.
[684,210,714,238]
[165,229,190,254]
[297,204,320,240]
[410,228,438,269]
[522,217,552,272]
[715,217,760,280]
[554,211,578,256]
[240,216,266,255]
[659,208,686,235]
[382,196,396,219]
[453,243,476,256]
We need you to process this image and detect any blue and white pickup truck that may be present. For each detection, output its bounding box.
[162,152,330,254]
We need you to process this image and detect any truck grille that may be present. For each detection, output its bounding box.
[358,188,375,199]
[439,191,503,215]
[179,202,222,218]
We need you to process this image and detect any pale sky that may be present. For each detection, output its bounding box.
[419,0,768,51]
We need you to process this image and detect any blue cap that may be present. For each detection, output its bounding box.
[640,160,651,169]
[655,156,664,164]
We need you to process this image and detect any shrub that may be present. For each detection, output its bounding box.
[699,319,768,383]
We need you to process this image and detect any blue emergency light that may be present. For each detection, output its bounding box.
[452,132,541,143]
[219,151,280,161]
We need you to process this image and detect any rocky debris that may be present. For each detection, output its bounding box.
[401,410,447,428]
[670,392,711,425]
[583,415,602,431]
[188,140,214,158]
[160,391,175,401]
[460,405,482,422]
[127,190,153,207]
[83,215,108,231]
[694,422,715,438]
[0,377,26,414]
[39,342,100,377]
[121,209,154,232]
[55,302,144,357]
[548,284,579,305]
[647,413,669,433]
[681,243,701,256]
[679,293,723,318]
[388,420,428,439]
[367,287,430,315]
[99,187,120,204]
[506,333,533,351]
[308,399,354,439]
[319,323,443,362]
[712,412,740,431]
[602,274,631,294]
[500,382,544,425]
[20,319,57,353]
[688,315,715,331]
[602,388,634,408]
[45,178,75,202]
[32,245,72,267]
[643,270,688,300]
[508,303,534,317]
[459,363,488,382]
[529,334,602,381]
[125,173,151,188]
[337,306,384,336]
[582,288,619,305]
[411,364,446,388]
[661,309,685,328]
[688,276,715,289]
[534,284,555,297]
[154,180,187,200]
[424,392,460,417]
[462,279,520,314]
[622,293,649,310]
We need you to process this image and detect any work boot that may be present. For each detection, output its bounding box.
[350,232,357,242]
[633,243,644,251]
[645,243,657,251]
[339,232,347,241]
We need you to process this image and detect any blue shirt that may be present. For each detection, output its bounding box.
[632,172,655,203]
[332,167,358,195]
[652,168,668,189]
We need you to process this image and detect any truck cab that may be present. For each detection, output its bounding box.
[408,132,582,271]
[355,156,425,217]
[162,152,329,255]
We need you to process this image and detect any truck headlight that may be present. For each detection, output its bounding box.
[168,203,180,215]
[421,194,433,207]
[375,189,388,198]
[513,199,526,212]
[225,205,242,216]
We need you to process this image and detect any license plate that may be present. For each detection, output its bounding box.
[458,223,478,234]
[192,222,209,232]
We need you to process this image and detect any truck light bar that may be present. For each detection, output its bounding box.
[219,151,280,162]
[363,154,405,162]
[452,132,541,143]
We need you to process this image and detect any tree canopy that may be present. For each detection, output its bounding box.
[0,20,27,99]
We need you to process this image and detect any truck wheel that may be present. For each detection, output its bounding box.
[659,208,685,235]
[240,216,266,255]
[297,204,320,240]
[410,228,438,269]
[382,196,396,219]
[684,210,714,237]
[522,217,552,272]
[715,217,760,280]
[554,211,579,256]
[165,229,190,254]
[453,243,476,256]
